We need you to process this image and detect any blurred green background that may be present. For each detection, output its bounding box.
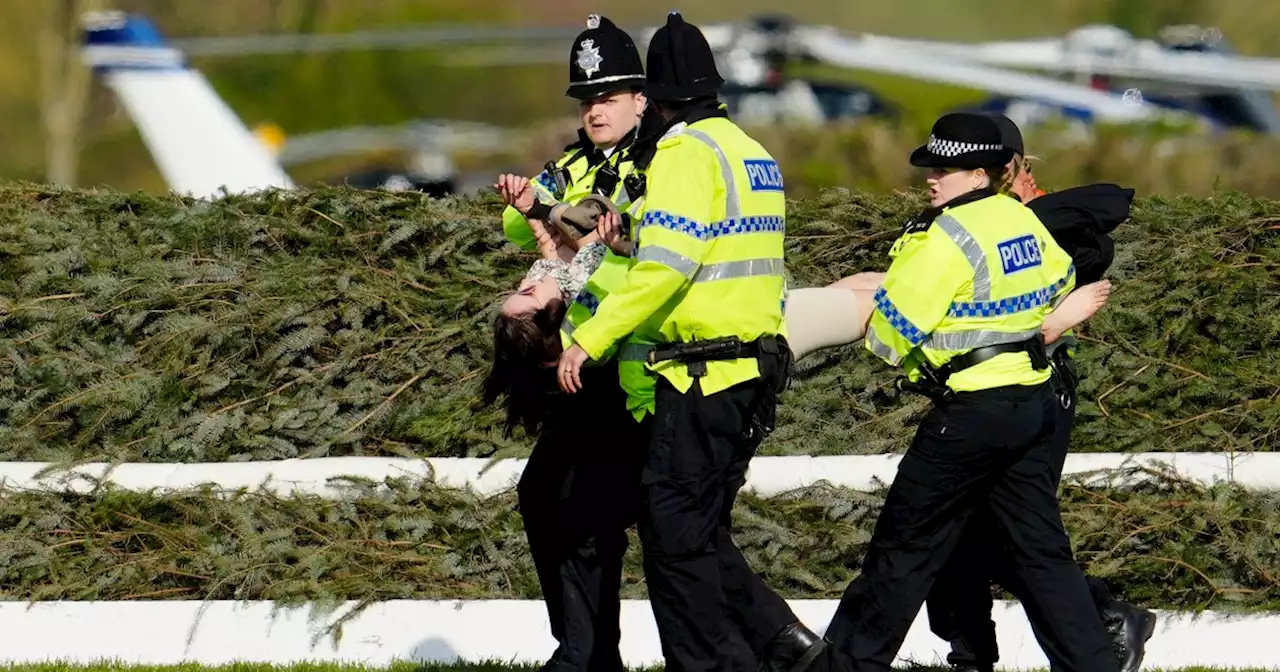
[6,0,1280,195]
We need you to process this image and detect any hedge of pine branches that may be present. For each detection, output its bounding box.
[0,184,1275,462]
[0,471,1275,613]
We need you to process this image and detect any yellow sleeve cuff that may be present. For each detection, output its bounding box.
[571,322,613,361]
[502,206,537,251]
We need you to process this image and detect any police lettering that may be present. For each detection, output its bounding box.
[996,234,1042,274]
[744,159,784,191]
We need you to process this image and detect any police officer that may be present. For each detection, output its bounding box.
[555,12,823,672]
[923,114,1156,672]
[790,112,1119,672]
[490,14,655,672]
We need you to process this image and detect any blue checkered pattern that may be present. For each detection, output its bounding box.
[575,290,601,315]
[874,287,928,346]
[947,266,1076,318]
[533,170,556,194]
[641,210,785,242]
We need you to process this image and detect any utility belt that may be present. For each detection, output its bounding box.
[1047,344,1079,410]
[647,335,783,375]
[647,335,791,444]
[896,335,1050,404]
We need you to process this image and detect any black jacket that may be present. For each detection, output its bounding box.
[1027,183,1134,285]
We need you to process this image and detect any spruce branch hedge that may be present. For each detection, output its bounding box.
[0,185,1276,462]
[0,471,1276,614]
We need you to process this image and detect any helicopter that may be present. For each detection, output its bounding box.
[857,23,1280,134]
[679,14,901,125]
[80,10,1280,201]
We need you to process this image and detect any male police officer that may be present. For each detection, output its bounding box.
[556,12,822,672]
[493,15,656,672]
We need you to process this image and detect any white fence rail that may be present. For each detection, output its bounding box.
[1,453,1276,497]
[0,599,1275,669]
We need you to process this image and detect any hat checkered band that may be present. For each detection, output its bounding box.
[927,134,1002,157]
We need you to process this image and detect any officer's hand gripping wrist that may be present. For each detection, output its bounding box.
[549,194,621,242]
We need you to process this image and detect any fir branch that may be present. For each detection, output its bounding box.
[0,185,1275,461]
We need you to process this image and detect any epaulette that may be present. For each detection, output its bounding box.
[901,215,933,236]
[658,122,688,146]
[900,204,943,237]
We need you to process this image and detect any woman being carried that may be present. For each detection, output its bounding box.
[484,180,1110,421]
[775,262,1108,366]
[482,174,631,434]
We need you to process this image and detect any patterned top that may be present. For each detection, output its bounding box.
[524,242,609,303]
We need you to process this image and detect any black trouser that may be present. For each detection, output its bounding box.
[817,382,1118,672]
[638,353,798,672]
[518,363,648,672]
[926,359,1116,670]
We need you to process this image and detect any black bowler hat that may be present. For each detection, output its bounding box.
[910,112,1015,170]
[985,112,1026,156]
[565,15,646,100]
[644,12,724,102]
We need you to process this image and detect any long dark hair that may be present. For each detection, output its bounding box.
[480,297,568,437]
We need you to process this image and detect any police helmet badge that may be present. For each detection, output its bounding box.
[576,38,603,78]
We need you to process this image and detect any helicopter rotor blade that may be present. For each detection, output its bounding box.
[276,119,531,166]
[857,31,1280,91]
[435,46,564,67]
[168,25,582,57]
[796,28,1162,122]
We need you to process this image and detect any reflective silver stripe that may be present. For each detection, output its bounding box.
[568,73,646,86]
[865,329,901,365]
[1050,290,1070,311]
[934,215,990,301]
[531,182,559,205]
[637,245,699,278]
[660,122,687,143]
[694,257,784,283]
[628,195,646,257]
[619,343,654,361]
[925,328,1041,351]
[559,322,603,366]
[1049,266,1075,310]
[683,128,741,218]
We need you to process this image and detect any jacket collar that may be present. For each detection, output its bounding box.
[901,188,998,236]
[564,122,642,168]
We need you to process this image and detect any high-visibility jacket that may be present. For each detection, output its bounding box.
[865,191,1075,392]
[570,116,788,398]
[502,130,641,251]
[501,132,645,364]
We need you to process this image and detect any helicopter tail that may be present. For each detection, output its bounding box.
[80,11,294,199]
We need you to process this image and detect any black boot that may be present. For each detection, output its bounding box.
[1103,601,1158,672]
[758,622,826,672]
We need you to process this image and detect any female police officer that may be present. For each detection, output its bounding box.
[924,113,1156,672]
[789,112,1120,672]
